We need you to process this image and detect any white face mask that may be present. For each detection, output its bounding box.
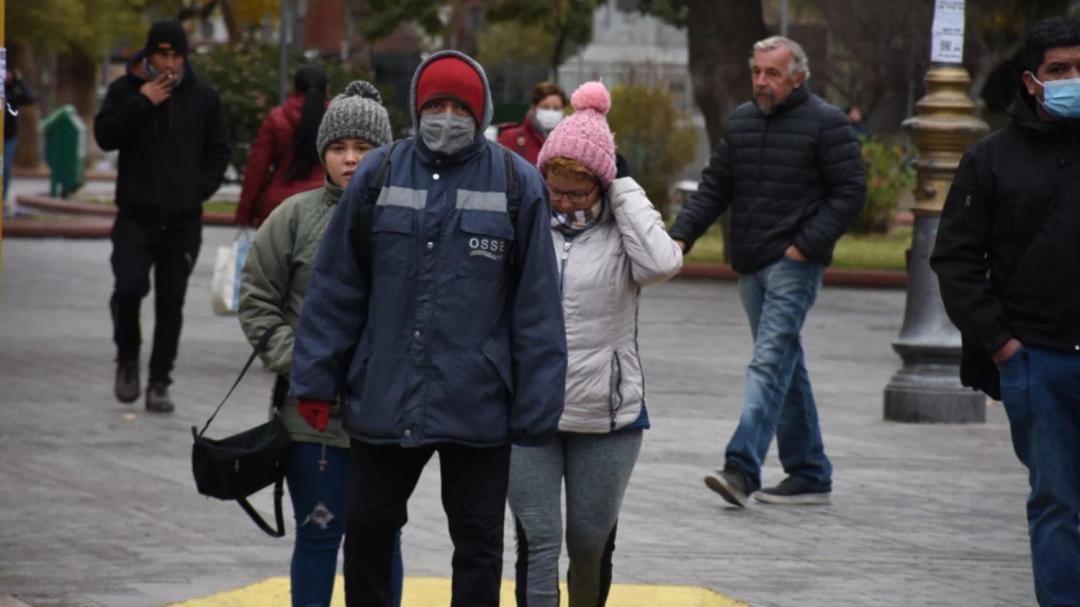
[535,108,564,132]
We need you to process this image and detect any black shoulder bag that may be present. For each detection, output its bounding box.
[191,322,291,538]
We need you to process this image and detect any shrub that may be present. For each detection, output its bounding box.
[606,84,697,218]
[854,137,915,234]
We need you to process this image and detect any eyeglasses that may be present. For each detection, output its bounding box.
[546,184,597,204]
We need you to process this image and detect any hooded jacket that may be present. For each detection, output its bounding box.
[94,60,230,226]
[931,92,1080,398]
[669,85,866,274]
[235,94,327,226]
[290,51,567,447]
[555,177,682,433]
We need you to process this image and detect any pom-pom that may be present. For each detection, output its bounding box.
[570,81,611,115]
[344,80,382,104]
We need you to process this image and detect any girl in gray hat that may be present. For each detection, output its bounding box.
[237,80,401,607]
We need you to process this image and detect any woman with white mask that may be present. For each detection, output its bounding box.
[498,81,567,165]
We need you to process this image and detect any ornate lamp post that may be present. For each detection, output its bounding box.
[883,2,989,422]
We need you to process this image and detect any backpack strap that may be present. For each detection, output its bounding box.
[356,141,401,288]
[501,147,523,275]
[502,146,521,224]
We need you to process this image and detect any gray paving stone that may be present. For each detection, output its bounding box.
[0,227,1034,606]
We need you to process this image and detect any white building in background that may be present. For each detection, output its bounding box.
[557,0,710,178]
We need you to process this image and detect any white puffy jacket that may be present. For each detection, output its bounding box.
[554,176,683,433]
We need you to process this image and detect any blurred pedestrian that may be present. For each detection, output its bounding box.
[508,81,682,607]
[234,65,330,227]
[4,66,36,207]
[845,105,868,137]
[931,16,1080,606]
[239,80,402,607]
[670,36,865,507]
[94,20,231,412]
[498,81,567,165]
[289,50,567,606]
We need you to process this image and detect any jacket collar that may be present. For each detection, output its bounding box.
[756,83,810,117]
[324,175,344,205]
[1006,90,1080,138]
[413,135,487,167]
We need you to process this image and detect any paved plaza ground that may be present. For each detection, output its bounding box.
[0,222,1034,606]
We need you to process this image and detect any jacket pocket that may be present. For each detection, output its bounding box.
[457,210,515,280]
[371,206,414,277]
[481,336,514,397]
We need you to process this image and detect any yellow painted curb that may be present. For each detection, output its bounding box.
[169,576,748,606]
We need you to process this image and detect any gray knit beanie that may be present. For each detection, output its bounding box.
[317,80,393,163]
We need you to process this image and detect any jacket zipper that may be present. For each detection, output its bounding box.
[558,238,574,298]
[756,118,771,191]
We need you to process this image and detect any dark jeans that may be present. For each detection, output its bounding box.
[286,443,403,607]
[109,215,201,385]
[997,345,1080,606]
[344,440,511,607]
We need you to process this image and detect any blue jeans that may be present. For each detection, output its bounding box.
[997,346,1080,606]
[286,442,403,607]
[725,257,832,493]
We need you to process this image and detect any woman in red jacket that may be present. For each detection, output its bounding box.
[497,81,567,165]
[234,65,329,226]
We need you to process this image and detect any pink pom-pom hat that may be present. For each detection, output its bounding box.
[537,81,617,186]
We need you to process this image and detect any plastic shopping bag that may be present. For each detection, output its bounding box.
[210,232,251,316]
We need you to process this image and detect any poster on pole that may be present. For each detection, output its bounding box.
[931,0,965,63]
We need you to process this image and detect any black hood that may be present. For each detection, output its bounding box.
[1005,89,1080,139]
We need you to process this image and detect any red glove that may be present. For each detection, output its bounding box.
[298,399,331,433]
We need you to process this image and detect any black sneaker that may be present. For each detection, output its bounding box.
[754,476,831,505]
[114,360,140,403]
[145,382,175,413]
[704,468,749,508]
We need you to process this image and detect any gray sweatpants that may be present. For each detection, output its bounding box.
[507,429,643,607]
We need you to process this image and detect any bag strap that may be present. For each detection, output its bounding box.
[196,321,288,438]
[236,475,286,538]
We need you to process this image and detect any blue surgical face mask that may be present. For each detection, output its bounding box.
[1031,74,1080,119]
[419,112,476,155]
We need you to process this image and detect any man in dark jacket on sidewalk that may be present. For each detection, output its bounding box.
[290,50,566,605]
[94,21,230,413]
[669,36,865,508]
[930,17,1080,606]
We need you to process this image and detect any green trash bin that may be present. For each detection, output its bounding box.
[42,105,87,198]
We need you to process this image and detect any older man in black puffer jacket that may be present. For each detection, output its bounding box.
[670,35,865,509]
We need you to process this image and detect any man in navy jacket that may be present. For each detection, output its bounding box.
[290,50,566,606]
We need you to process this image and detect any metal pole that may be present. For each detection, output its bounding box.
[883,0,988,423]
[780,0,789,37]
[278,0,289,105]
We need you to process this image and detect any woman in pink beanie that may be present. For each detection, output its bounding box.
[508,81,684,606]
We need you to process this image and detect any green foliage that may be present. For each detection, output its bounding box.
[7,0,150,57]
[189,43,409,174]
[636,0,688,27]
[682,223,911,272]
[853,137,915,234]
[360,0,445,41]
[486,0,599,71]
[607,84,697,218]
